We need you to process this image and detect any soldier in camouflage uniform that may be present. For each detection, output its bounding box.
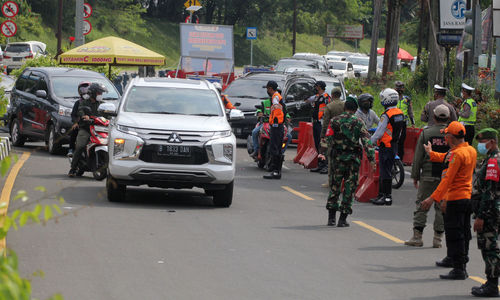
[319,97,375,227]
[471,128,500,297]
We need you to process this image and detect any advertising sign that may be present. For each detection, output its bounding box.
[327,24,363,39]
[440,0,466,30]
[180,23,234,60]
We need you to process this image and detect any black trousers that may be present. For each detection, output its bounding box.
[444,199,472,269]
[464,125,475,145]
[312,120,321,151]
[270,124,284,172]
[397,123,407,159]
[69,127,79,151]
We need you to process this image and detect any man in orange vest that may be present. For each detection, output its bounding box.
[306,81,331,173]
[264,81,286,179]
[421,121,477,280]
[371,88,406,206]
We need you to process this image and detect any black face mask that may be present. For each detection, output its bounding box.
[267,90,273,97]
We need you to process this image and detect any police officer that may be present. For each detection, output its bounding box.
[319,97,375,227]
[458,83,477,145]
[395,81,415,161]
[405,104,450,248]
[471,128,500,297]
[263,81,286,180]
[371,88,405,206]
[307,81,331,173]
[68,83,107,177]
[421,85,458,126]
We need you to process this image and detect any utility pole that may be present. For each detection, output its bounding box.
[75,0,84,47]
[56,0,63,58]
[292,0,297,55]
[382,0,393,77]
[368,0,382,79]
[416,0,425,66]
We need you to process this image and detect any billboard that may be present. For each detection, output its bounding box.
[180,23,234,60]
[326,24,363,39]
[439,0,466,30]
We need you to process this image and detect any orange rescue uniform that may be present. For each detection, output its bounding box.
[221,94,235,110]
[429,142,477,202]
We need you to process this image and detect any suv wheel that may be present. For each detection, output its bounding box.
[212,181,233,207]
[107,176,126,202]
[10,118,26,146]
[47,124,62,154]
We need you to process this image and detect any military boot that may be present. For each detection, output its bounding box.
[337,213,350,227]
[433,231,443,248]
[435,256,454,268]
[327,210,336,226]
[440,264,468,280]
[371,194,386,206]
[471,277,499,297]
[404,229,423,247]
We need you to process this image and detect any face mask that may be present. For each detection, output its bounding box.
[477,142,489,155]
[361,102,371,110]
[82,94,90,100]
[96,94,103,101]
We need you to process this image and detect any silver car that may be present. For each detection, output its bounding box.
[105,77,238,207]
[3,41,47,74]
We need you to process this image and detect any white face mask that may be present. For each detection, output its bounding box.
[82,94,90,100]
[96,94,103,101]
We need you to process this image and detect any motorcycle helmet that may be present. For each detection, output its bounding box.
[358,93,374,110]
[379,88,399,107]
[78,81,90,97]
[87,82,108,99]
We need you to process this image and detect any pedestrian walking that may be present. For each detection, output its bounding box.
[263,81,286,180]
[405,104,450,248]
[355,93,379,129]
[421,85,457,126]
[395,81,415,161]
[421,121,477,280]
[458,83,477,145]
[470,128,500,297]
[371,88,405,206]
[319,97,375,227]
[305,81,331,174]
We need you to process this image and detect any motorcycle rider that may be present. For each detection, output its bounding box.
[355,93,380,129]
[263,81,286,179]
[68,82,90,158]
[213,82,236,110]
[250,90,273,159]
[68,82,108,177]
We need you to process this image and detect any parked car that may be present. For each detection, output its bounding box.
[106,77,237,207]
[3,41,47,74]
[224,72,286,138]
[324,54,345,62]
[327,61,355,80]
[8,67,120,153]
[282,73,346,135]
[347,56,380,78]
[275,57,328,73]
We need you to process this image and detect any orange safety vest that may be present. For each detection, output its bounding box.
[221,94,235,110]
[314,92,331,120]
[378,107,405,148]
[269,92,284,125]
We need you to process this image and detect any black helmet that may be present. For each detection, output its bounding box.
[314,81,326,90]
[358,93,374,109]
[87,82,108,99]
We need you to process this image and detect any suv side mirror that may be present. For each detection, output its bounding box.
[35,90,47,98]
[229,109,244,121]
[286,95,294,102]
[98,102,117,117]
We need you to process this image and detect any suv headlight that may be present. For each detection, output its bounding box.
[117,124,139,136]
[58,106,72,117]
[212,130,231,139]
[112,126,144,160]
[205,131,235,165]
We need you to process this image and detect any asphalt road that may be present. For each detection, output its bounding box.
[5,142,491,300]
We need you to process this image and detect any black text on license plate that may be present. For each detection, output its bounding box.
[13,57,22,61]
[159,145,191,157]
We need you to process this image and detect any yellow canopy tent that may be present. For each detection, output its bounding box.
[59,36,165,77]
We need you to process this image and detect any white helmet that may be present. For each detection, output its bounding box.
[379,88,399,107]
[213,82,222,92]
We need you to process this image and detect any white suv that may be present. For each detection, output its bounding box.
[3,41,47,74]
[104,77,238,207]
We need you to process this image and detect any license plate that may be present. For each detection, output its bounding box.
[13,57,22,62]
[158,145,191,157]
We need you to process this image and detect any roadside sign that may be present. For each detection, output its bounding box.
[83,20,92,35]
[439,0,466,30]
[246,27,257,40]
[327,24,364,39]
[184,0,201,8]
[2,1,19,18]
[83,3,92,18]
[323,37,331,46]
[1,20,17,38]
[437,32,462,46]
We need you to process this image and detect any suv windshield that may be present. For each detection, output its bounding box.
[225,79,283,99]
[6,44,30,53]
[329,62,346,70]
[51,76,119,100]
[124,86,223,116]
[275,60,318,72]
[348,57,369,66]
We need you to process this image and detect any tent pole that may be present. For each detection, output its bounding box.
[108,65,111,79]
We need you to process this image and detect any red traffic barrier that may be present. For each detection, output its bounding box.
[402,127,423,166]
[293,122,318,169]
[293,122,308,164]
[355,151,379,203]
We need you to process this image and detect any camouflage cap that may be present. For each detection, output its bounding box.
[475,128,499,140]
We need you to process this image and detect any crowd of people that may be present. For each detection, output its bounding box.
[249,79,499,297]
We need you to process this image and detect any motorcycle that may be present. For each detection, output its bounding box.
[69,116,110,181]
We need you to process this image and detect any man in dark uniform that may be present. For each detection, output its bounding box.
[471,128,500,297]
[306,81,331,173]
[263,81,286,180]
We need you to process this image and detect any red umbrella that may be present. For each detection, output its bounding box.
[377,48,414,61]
